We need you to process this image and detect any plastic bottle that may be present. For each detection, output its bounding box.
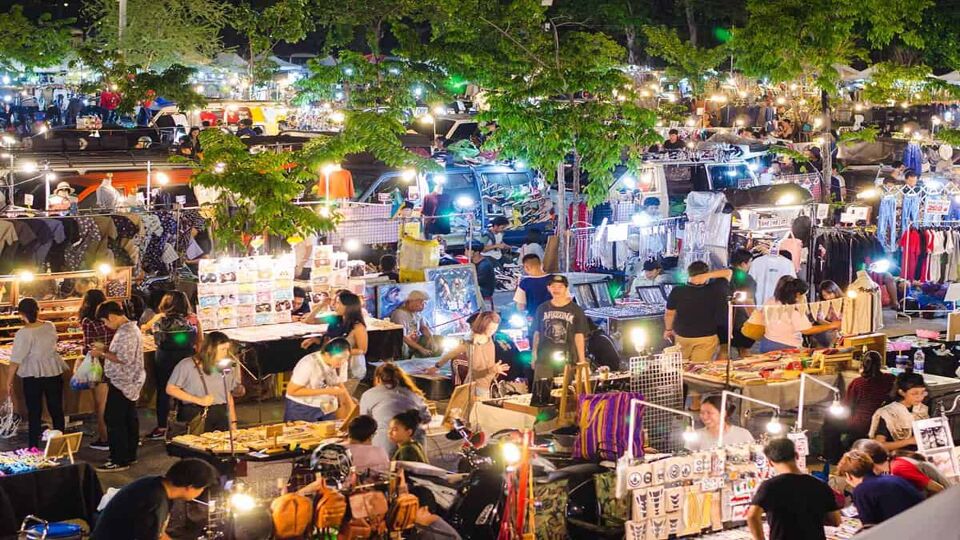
[895,354,908,372]
[913,349,925,374]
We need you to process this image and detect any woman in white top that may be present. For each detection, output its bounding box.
[759,277,839,353]
[687,395,755,450]
[285,338,351,422]
[434,311,509,398]
[6,298,67,448]
[870,372,929,452]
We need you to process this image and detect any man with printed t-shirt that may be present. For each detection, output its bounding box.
[531,274,589,379]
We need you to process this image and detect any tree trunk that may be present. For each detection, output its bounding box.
[625,27,637,65]
[572,150,581,199]
[820,89,832,203]
[248,42,255,100]
[683,0,698,47]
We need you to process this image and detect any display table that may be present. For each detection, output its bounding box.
[0,463,103,536]
[472,394,558,434]
[685,372,842,420]
[220,320,403,377]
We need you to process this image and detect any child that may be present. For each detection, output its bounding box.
[389,409,429,463]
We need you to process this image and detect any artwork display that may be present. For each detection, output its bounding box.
[198,254,295,330]
[424,265,483,335]
[915,416,959,480]
[376,282,436,325]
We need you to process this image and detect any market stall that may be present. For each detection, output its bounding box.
[0,455,103,537]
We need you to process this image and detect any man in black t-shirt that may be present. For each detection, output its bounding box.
[531,274,589,379]
[663,261,729,362]
[747,438,841,540]
[92,458,218,540]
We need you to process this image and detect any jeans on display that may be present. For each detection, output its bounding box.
[22,375,65,448]
[901,193,921,232]
[877,196,898,252]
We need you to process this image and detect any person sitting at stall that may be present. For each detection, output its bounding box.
[360,362,431,455]
[746,438,841,540]
[390,290,437,359]
[631,259,668,295]
[5,298,67,449]
[433,311,509,398]
[390,409,430,463]
[78,289,113,451]
[757,278,839,353]
[821,352,895,464]
[889,160,907,181]
[165,331,244,433]
[903,169,923,194]
[587,319,622,371]
[141,290,200,441]
[850,438,945,496]
[284,338,352,422]
[345,415,391,477]
[291,287,311,321]
[811,280,843,348]
[869,372,929,452]
[305,291,368,380]
[662,128,686,150]
[91,458,219,540]
[236,118,257,137]
[663,262,729,363]
[379,254,400,282]
[470,241,496,309]
[837,450,923,527]
[686,394,754,450]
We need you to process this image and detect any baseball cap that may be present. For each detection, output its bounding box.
[547,274,569,287]
[406,290,429,302]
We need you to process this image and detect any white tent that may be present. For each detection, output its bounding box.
[935,71,960,84]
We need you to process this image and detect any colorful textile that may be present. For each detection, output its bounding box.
[572,391,644,461]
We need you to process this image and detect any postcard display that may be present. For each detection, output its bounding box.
[309,245,366,305]
[623,444,773,540]
[197,255,295,330]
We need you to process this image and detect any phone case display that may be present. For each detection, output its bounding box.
[624,444,774,539]
[170,421,338,454]
[198,255,295,330]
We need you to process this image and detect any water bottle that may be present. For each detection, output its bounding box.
[913,349,925,374]
[895,354,908,372]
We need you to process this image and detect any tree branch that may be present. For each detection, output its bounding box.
[477,14,550,71]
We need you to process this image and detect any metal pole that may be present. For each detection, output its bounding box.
[118,0,127,46]
[726,300,733,385]
[145,160,152,209]
[556,161,565,272]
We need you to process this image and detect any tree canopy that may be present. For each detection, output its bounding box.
[0,6,75,72]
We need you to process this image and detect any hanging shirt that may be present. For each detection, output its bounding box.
[899,229,921,281]
[749,254,796,303]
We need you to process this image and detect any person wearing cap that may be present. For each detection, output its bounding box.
[389,290,437,358]
[470,241,496,309]
[630,258,667,296]
[531,274,589,379]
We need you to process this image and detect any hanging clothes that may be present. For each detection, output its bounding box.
[749,253,796,303]
[877,196,898,252]
[682,191,731,270]
[813,229,883,290]
[842,271,884,335]
[903,142,923,174]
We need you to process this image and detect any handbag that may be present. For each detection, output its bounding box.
[165,358,209,440]
[741,310,765,341]
[314,485,347,530]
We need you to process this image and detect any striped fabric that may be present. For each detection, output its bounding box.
[572,391,644,461]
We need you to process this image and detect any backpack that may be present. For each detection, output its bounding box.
[154,314,197,350]
[270,493,313,539]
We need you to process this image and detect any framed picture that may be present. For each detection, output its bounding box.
[423,265,483,336]
[914,417,955,454]
[376,282,436,327]
[45,432,83,464]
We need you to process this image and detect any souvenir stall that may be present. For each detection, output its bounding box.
[0,456,103,537]
[0,267,141,418]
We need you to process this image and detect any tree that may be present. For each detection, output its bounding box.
[642,25,728,98]
[77,51,206,116]
[551,0,649,65]
[229,0,316,89]
[187,130,335,252]
[411,0,660,269]
[294,51,442,182]
[0,6,74,72]
[85,0,228,70]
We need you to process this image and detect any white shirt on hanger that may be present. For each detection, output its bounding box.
[749,253,797,303]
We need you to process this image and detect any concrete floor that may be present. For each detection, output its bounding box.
[0,306,948,490]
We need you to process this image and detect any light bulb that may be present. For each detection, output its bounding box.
[501,442,521,465]
[829,400,849,418]
[621,175,636,189]
[552,351,566,365]
[155,172,170,186]
[766,418,783,434]
[455,195,474,209]
[229,492,256,513]
[343,238,360,252]
[400,169,416,182]
[682,425,699,443]
[17,270,34,282]
[631,328,646,350]
[509,314,526,328]
[97,263,112,276]
[441,337,459,351]
[846,290,857,299]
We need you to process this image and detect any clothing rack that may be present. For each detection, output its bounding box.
[897,220,960,321]
[807,225,876,295]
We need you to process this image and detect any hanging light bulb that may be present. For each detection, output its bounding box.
[829,399,849,418]
[766,416,783,435]
[682,424,699,444]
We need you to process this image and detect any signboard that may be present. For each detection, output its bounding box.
[924,196,950,216]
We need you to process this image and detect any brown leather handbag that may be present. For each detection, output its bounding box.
[314,485,347,530]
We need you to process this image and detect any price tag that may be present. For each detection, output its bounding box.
[265,425,283,438]
[176,195,187,205]
[924,196,950,216]
[23,194,33,207]
[816,203,830,220]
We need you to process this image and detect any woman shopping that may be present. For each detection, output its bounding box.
[141,291,200,440]
[870,372,929,452]
[165,331,245,433]
[79,289,114,450]
[433,311,509,398]
[359,363,431,455]
[6,298,68,448]
[758,278,839,352]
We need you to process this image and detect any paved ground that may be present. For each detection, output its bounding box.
[0,307,946,490]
